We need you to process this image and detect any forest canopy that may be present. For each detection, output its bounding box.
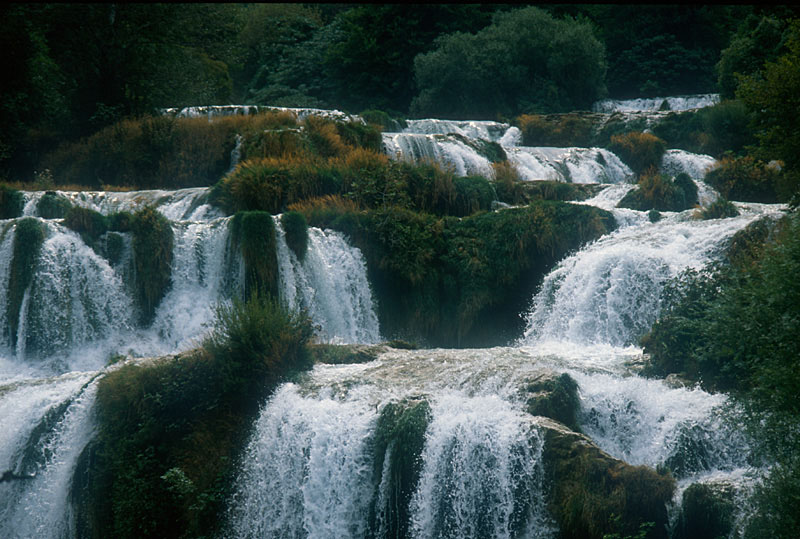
[2,3,800,183]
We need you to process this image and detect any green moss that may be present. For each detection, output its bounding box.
[542,425,675,539]
[512,181,604,203]
[617,172,698,212]
[648,210,662,223]
[301,199,615,346]
[370,398,432,538]
[103,232,126,266]
[131,207,174,325]
[0,184,24,219]
[37,191,72,219]
[86,297,314,538]
[231,211,278,300]
[6,218,45,347]
[309,343,383,364]
[674,483,734,539]
[359,109,407,131]
[524,372,581,432]
[63,206,108,247]
[280,210,308,261]
[698,198,739,220]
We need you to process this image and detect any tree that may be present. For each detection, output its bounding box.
[411,6,606,119]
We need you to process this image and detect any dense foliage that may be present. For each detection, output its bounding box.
[84,295,313,538]
[291,197,614,346]
[642,211,800,536]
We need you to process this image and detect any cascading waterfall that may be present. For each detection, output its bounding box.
[2,100,787,537]
[275,219,381,344]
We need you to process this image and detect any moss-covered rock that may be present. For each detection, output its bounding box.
[131,207,174,325]
[309,343,386,364]
[617,172,698,212]
[36,191,72,218]
[698,198,739,220]
[0,184,24,219]
[6,218,45,347]
[673,482,735,539]
[298,199,615,347]
[522,371,581,432]
[370,397,432,538]
[608,132,667,177]
[230,211,278,300]
[538,417,675,539]
[280,210,308,261]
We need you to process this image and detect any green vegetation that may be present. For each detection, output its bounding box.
[673,483,734,539]
[543,425,675,539]
[83,295,313,538]
[704,156,782,203]
[291,197,614,346]
[697,198,739,220]
[280,210,308,261]
[36,191,71,218]
[131,207,174,325]
[0,185,24,218]
[412,7,606,118]
[230,211,278,300]
[370,398,432,537]
[607,132,666,177]
[642,210,800,535]
[517,113,595,147]
[6,218,45,347]
[524,372,581,432]
[617,171,698,212]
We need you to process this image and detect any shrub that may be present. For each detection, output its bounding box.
[0,184,24,219]
[359,109,407,131]
[698,198,739,220]
[617,170,698,212]
[517,113,594,147]
[203,294,314,406]
[704,156,781,203]
[607,132,667,176]
[6,218,45,347]
[231,211,278,299]
[37,191,72,218]
[63,206,108,246]
[90,295,314,538]
[280,210,308,261]
[452,175,496,217]
[492,161,526,205]
[131,207,174,325]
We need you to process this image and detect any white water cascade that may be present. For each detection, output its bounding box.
[275,219,381,344]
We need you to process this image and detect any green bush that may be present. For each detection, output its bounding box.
[231,211,278,299]
[704,156,781,203]
[203,294,314,406]
[452,175,496,217]
[36,191,72,218]
[698,198,739,220]
[617,171,698,212]
[280,210,308,261]
[131,207,174,325]
[517,113,594,147]
[0,184,24,219]
[89,295,314,538]
[298,199,615,346]
[608,132,667,176]
[359,109,407,131]
[6,218,45,347]
[63,206,108,246]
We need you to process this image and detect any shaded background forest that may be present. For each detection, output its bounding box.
[2,3,799,184]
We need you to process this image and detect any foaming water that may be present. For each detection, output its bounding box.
[522,205,781,347]
[383,133,495,178]
[507,147,633,184]
[276,219,380,344]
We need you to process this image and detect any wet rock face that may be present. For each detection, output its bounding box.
[521,371,582,432]
[536,417,676,539]
[673,481,735,539]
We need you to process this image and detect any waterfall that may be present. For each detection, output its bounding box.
[0,372,99,538]
[592,94,720,113]
[521,204,781,347]
[275,219,381,344]
[382,133,496,178]
[506,147,633,183]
